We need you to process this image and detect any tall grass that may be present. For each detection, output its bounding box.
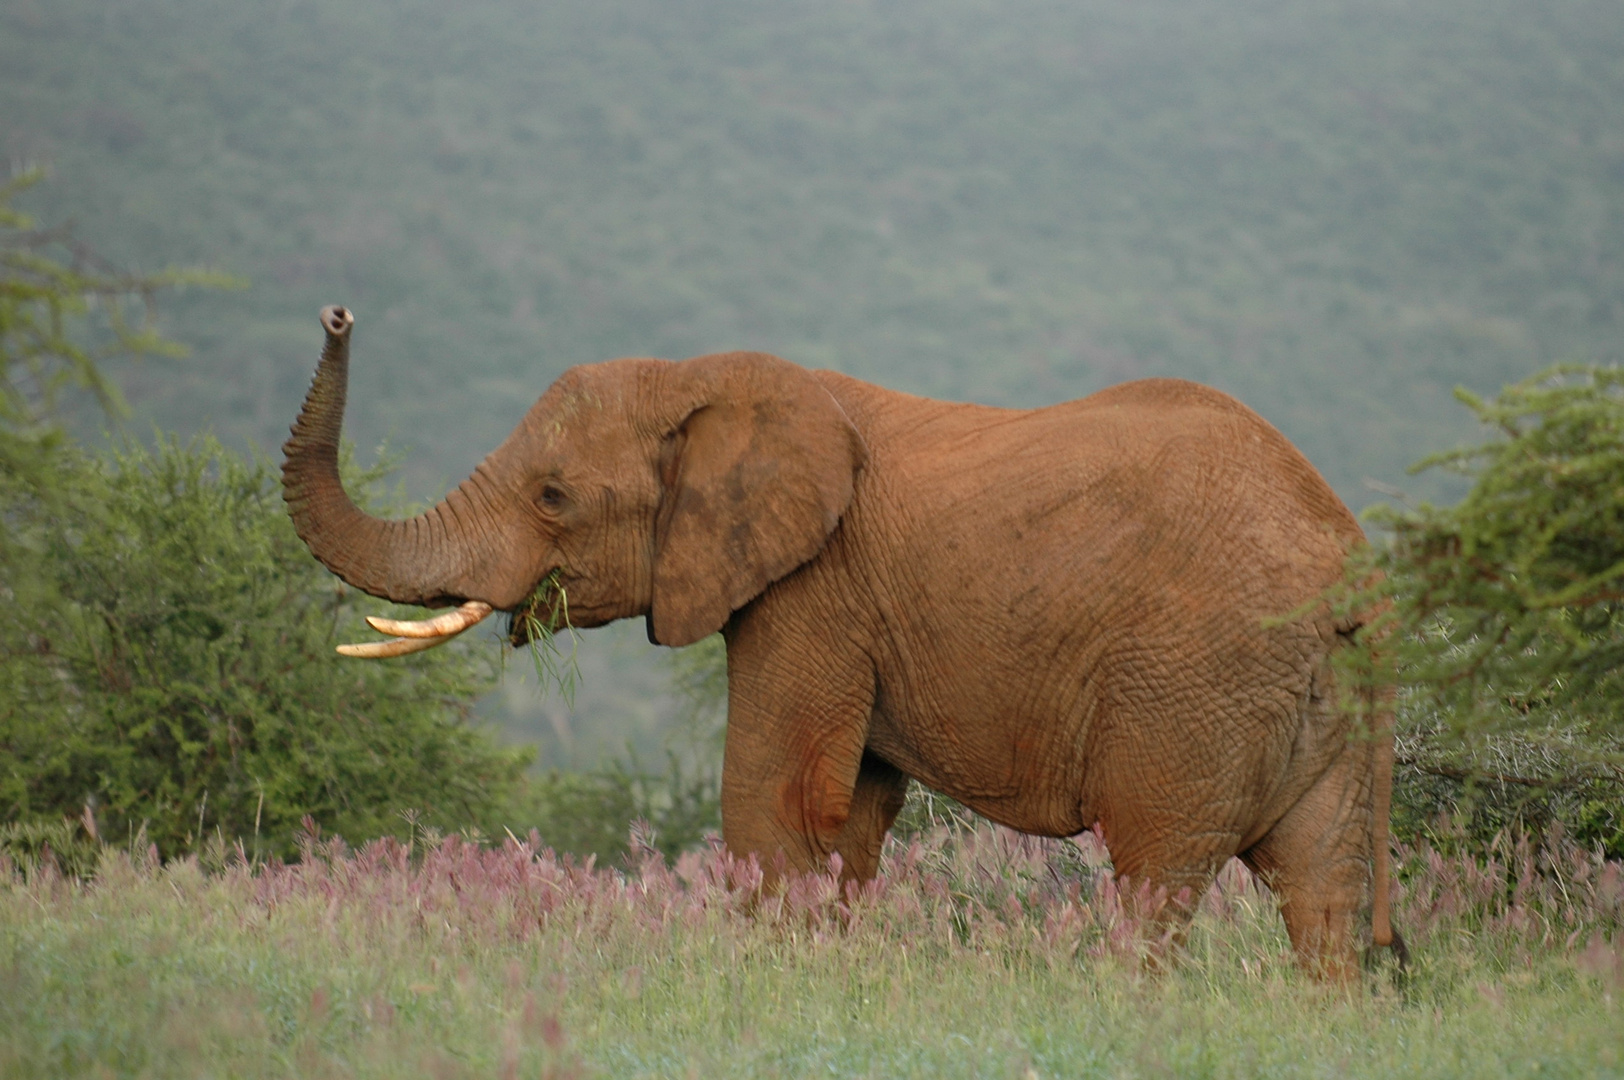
[2,823,1620,1078]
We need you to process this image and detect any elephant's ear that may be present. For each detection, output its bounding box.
[650,352,867,647]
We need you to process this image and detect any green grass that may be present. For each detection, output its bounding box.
[508,568,585,708]
[2,826,1620,1078]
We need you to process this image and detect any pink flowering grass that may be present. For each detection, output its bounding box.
[2,822,1621,1078]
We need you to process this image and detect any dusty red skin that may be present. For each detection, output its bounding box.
[284,306,1400,977]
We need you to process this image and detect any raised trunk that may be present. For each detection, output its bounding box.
[281,306,497,609]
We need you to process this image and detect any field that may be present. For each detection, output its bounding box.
[4,825,1620,1079]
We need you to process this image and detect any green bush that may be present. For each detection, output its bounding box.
[519,753,720,863]
[0,436,533,859]
[1346,365,1624,856]
[1391,703,1623,858]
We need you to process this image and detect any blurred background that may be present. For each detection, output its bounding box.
[4,0,1621,773]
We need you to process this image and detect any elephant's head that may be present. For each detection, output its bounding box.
[281,307,867,655]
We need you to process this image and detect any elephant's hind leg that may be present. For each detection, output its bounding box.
[1240,736,1376,980]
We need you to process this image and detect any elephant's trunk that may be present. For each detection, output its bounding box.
[281,306,499,609]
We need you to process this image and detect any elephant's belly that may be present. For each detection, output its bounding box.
[865,687,1097,838]
[864,630,1321,843]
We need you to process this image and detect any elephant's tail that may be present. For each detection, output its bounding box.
[1367,678,1409,968]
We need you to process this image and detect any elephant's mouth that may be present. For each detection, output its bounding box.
[506,568,573,648]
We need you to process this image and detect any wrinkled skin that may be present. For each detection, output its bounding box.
[284,306,1399,976]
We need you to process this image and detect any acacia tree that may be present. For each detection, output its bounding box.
[1345,367,1624,854]
[2,436,540,859]
[0,171,236,484]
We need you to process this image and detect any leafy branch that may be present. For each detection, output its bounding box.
[1328,365,1624,853]
[0,171,240,472]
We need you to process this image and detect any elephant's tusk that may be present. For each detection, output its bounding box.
[337,635,453,659]
[365,600,493,638]
[339,601,493,658]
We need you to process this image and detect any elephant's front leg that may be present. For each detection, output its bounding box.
[720,610,901,887]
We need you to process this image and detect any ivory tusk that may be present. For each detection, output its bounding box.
[365,600,494,638]
[337,635,453,659]
[339,600,493,658]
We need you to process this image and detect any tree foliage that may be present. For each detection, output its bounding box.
[0,436,533,859]
[0,177,579,863]
[0,171,233,483]
[1345,366,1624,855]
[1373,367,1624,717]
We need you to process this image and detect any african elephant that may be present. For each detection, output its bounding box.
[283,305,1401,976]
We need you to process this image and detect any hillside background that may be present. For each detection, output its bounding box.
[4,0,1621,768]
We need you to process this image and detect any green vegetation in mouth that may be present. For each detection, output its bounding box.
[508,567,582,706]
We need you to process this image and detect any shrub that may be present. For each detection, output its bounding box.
[0,816,103,880]
[0,436,532,859]
[519,753,720,863]
[1345,365,1624,856]
[1392,703,1624,858]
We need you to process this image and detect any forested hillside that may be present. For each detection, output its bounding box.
[5,0,1621,499]
[4,0,1622,763]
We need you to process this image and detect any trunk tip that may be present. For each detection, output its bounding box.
[320,305,355,338]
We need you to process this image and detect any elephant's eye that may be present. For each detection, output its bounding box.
[538,485,567,511]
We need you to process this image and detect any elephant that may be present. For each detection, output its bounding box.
[283,304,1403,976]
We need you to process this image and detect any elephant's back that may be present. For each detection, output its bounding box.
[821,372,1361,605]
[1070,377,1360,551]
